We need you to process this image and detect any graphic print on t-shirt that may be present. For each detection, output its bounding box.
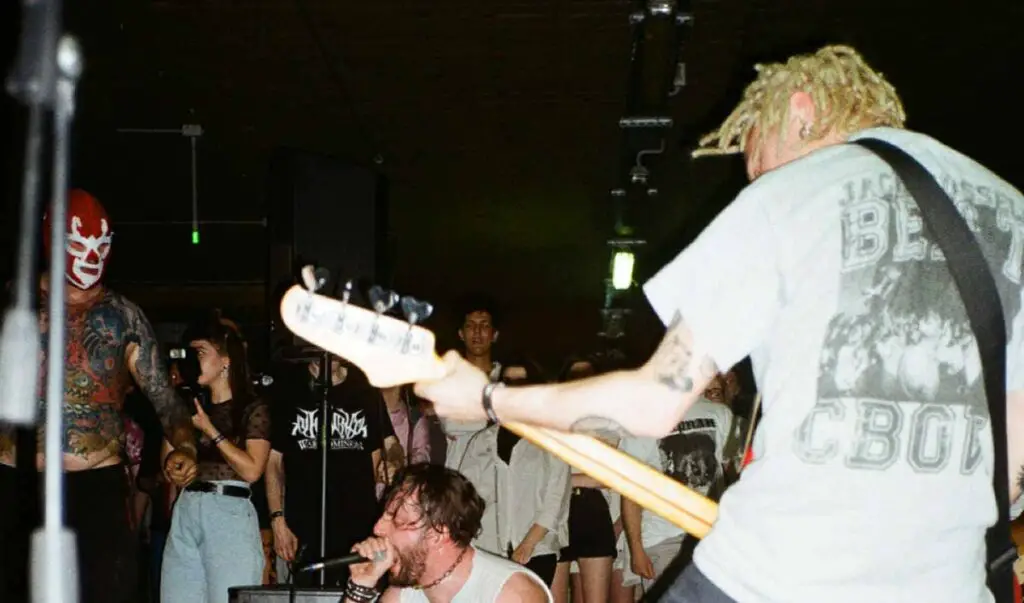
[658,417,722,496]
[290,407,370,451]
[795,170,1024,474]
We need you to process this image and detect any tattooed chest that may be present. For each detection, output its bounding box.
[39,301,131,406]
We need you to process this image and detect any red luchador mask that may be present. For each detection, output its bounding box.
[43,189,113,290]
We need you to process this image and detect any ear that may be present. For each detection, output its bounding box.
[787,90,818,137]
[491,330,500,344]
[457,329,465,342]
[427,524,450,546]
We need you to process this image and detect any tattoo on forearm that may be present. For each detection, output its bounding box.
[650,311,700,393]
[123,300,192,449]
[569,416,633,439]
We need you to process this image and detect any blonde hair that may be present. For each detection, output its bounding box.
[692,44,906,159]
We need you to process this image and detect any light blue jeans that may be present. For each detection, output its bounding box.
[161,481,265,603]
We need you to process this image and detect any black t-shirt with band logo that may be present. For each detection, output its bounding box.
[270,366,394,578]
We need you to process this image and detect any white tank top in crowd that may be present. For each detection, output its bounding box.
[397,547,553,603]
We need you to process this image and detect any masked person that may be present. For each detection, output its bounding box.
[0,189,198,603]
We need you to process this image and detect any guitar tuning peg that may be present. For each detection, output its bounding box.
[369,285,399,315]
[331,279,356,334]
[400,296,433,326]
[399,296,433,354]
[300,265,327,293]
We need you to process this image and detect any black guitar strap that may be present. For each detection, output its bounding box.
[854,138,1017,603]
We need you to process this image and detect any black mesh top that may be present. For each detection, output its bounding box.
[195,398,271,482]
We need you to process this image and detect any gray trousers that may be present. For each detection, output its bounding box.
[161,483,265,603]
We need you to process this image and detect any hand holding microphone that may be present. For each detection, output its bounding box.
[348,537,396,588]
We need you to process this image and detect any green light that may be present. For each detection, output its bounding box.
[611,251,634,290]
[191,230,200,244]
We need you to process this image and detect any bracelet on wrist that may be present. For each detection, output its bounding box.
[212,433,226,445]
[269,510,284,521]
[482,382,504,424]
[345,579,380,603]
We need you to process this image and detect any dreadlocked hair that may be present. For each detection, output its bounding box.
[692,44,907,159]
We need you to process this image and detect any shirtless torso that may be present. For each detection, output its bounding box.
[0,283,193,472]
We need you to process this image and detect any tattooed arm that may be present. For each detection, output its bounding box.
[490,311,717,439]
[121,298,196,459]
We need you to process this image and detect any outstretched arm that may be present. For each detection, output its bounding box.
[492,312,717,438]
[122,300,195,457]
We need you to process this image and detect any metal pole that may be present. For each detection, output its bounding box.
[114,128,183,134]
[31,34,83,603]
[190,135,199,240]
[0,104,44,425]
[114,220,266,227]
[114,125,205,242]
[318,351,330,587]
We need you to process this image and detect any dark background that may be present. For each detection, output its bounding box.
[2,0,1022,374]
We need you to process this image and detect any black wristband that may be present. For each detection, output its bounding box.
[482,382,504,424]
[269,510,284,521]
[212,433,226,446]
[345,579,380,603]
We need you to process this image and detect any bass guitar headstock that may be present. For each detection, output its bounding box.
[279,266,446,387]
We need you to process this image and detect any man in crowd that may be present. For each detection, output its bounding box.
[440,297,504,553]
[0,189,198,603]
[267,354,401,587]
[346,464,552,603]
[415,45,1024,603]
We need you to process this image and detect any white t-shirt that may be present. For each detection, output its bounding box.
[643,127,1024,603]
[619,397,732,548]
[396,547,553,603]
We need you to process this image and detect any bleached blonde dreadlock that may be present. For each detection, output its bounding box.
[692,45,906,159]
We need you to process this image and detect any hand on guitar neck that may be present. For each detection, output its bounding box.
[279,275,720,538]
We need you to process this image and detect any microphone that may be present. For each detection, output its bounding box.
[298,551,384,573]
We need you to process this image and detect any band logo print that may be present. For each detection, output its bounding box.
[659,417,721,496]
[291,408,369,451]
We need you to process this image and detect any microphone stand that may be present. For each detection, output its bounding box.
[3,2,83,603]
[317,351,331,588]
[288,543,308,603]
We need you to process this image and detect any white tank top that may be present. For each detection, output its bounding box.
[397,548,552,603]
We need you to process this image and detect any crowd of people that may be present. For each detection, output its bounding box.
[2,42,1023,603]
[0,183,746,603]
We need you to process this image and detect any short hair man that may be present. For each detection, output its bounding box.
[440,296,505,553]
[346,464,552,603]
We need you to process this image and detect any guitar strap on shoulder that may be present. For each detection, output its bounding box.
[853,138,1017,602]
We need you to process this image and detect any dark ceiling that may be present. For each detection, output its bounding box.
[2,0,1022,367]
